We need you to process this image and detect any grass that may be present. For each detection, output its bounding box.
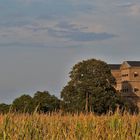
[0,111,140,140]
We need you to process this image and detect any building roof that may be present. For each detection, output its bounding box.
[109,61,140,70]
[126,61,140,67]
[108,64,121,70]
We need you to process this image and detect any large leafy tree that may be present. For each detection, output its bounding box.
[12,95,33,113]
[61,59,121,114]
[33,91,60,113]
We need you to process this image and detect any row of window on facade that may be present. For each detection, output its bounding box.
[121,72,139,77]
[121,87,139,93]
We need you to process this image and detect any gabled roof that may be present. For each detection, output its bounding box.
[109,64,121,70]
[126,61,140,67]
[109,61,140,70]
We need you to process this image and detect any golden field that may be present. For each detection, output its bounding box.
[0,111,140,140]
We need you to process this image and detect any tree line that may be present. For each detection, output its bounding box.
[0,91,60,114]
[0,58,138,114]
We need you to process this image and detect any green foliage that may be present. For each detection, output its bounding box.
[0,104,10,114]
[12,95,33,113]
[117,96,139,114]
[33,91,60,113]
[11,91,60,113]
[61,58,130,114]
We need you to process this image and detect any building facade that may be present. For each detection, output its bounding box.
[109,61,140,108]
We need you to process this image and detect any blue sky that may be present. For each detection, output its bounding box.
[0,0,140,103]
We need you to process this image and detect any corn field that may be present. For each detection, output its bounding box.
[0,111,140,140]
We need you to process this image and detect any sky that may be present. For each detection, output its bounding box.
[0,0,140,103]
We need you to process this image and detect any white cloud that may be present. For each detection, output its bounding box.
[0,19,110,47]
[0,24,50,46]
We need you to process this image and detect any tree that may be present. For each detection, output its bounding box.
[33,91,60,113]
[0,103,10,114]
[117,95,139,114]
[61,58,121,114]
[12,95,33,113]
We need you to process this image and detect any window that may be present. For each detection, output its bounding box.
[122,88,129,93]
[134,88,139,92]
[134,72,138,77]
[122,74,128,77]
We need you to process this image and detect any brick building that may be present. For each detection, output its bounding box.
[109,61,140,108]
